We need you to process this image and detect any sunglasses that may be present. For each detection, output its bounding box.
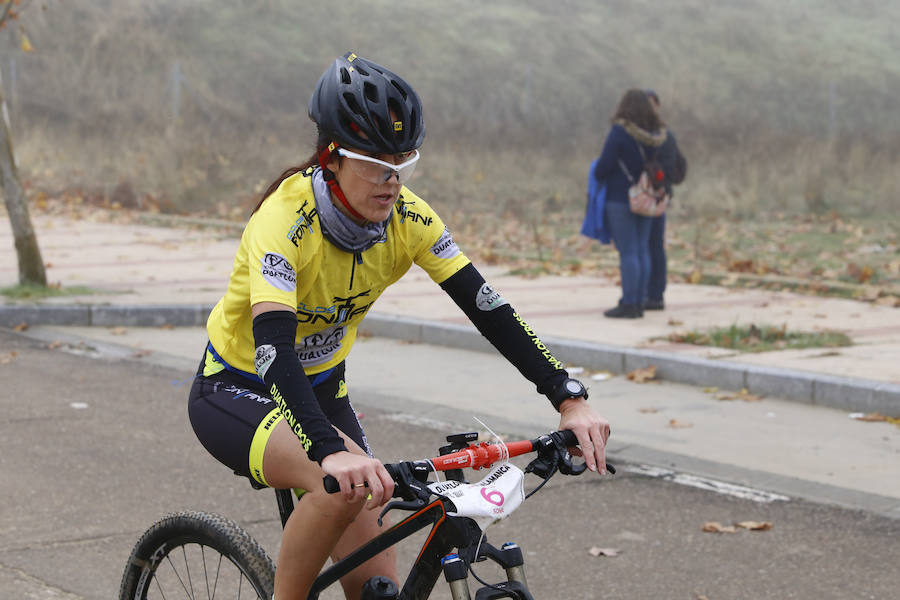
[336,148,420,184]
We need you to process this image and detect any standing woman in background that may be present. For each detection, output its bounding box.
[591,89,669,318]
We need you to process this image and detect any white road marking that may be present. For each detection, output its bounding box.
[626,464,790,503]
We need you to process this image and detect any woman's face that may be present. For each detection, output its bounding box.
[327,149,409,224]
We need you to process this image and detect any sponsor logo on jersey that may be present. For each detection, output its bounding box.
[261,252,297,291]
[430,227,461,259]
[296,291,373,326]
[476,283,508,311]
[254,344,277,380]
[296,324,345,367]
[287,201,318,246]
[395,197,433,226]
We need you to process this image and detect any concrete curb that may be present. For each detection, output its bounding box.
[3,304,898,416]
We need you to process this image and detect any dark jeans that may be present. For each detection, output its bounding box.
[647,213,666,302]
[605,201,652,305]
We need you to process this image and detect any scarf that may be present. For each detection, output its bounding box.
[614,118,668,147]
[312,167,392,254]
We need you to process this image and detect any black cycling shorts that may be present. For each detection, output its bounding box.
[188,355,369,488]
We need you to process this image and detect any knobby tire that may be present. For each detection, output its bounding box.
[119,510,275,599]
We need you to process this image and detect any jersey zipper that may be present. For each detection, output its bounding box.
[349,252,363,290]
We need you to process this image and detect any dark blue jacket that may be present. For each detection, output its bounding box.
[592,124,677,203]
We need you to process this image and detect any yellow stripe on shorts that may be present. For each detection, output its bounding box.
[249,408,282,488]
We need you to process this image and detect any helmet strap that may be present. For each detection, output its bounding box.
[318,141,368,223]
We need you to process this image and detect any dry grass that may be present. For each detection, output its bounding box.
[5,0,900,218]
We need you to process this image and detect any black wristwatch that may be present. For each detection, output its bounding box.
[548,377,588,411]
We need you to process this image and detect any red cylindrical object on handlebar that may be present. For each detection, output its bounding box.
[429,440,535,471]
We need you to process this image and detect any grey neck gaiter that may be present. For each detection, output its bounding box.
[312,167,392,254]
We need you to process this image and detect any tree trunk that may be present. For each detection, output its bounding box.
[0,81,46,286]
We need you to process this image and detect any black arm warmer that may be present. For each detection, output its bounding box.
[252,311,347,464]
[440,263,569,408]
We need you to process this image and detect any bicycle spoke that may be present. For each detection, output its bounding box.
[212,552,223,599]
[162,549,193,598]
[183,545,195,598]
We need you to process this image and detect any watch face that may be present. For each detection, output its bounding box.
[565,380,583,395]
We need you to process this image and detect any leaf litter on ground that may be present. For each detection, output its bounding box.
[627,365,658,383]
[703,521,773,533]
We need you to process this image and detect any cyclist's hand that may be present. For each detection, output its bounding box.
[320,451,395,508]
[558,397,610,475]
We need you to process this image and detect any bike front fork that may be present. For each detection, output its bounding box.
[442,542,533,600]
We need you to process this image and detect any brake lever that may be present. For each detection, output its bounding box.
[377,498,427,527]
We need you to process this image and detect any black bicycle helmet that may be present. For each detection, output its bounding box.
[308,52,425,155]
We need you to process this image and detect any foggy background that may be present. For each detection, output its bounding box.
[3,0,899,221]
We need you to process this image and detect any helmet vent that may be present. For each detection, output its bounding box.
[391,80,408,100]
[363,82,379,104]
[339,67,352,85]
[342,92,363,116]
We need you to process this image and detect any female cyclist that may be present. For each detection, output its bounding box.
[188,52,611,600]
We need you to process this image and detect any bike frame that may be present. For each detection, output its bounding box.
[275,488,531,600]
[274,431,598,599]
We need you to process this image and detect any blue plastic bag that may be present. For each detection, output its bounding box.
[580,158,610,243]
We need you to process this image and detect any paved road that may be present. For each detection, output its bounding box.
[2,330,900,599]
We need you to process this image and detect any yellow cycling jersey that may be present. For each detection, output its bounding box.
[205,169,471,378]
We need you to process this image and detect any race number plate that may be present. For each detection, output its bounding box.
[427,463,525,530]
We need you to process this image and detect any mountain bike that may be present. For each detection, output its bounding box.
[119,429,614,599]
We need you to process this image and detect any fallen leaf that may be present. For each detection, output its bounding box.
[696,595,710,600]
[131,350,152,358]
[159,324,175,330]
[13,322,28,332]
[850,412,888,422]
[638,407,659,414]
[668,419,693,429]
[716,389,763,402]
[588,546,620,557]
[702,522,736,533]
[110,327,128,335]
[627,365,657,383]
[736,521,773,531]
[0,351,18,365]
[47,340,63,350]
[688,269,703,284]
[703,387,719,394]
[667,318,684,326]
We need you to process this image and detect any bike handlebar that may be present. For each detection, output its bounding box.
[322,429,613,495]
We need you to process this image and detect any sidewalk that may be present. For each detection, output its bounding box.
[2,211,899,415]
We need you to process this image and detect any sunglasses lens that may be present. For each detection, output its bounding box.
[342,150,419,185]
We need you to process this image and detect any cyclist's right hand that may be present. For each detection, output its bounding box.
[320,451,395,508]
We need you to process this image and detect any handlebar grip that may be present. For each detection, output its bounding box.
[558,429,578,447]
[322,463,402,495]
[558,429,616,474]
[323,475,340,494]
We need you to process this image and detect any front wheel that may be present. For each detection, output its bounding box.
[119,511,275,599]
